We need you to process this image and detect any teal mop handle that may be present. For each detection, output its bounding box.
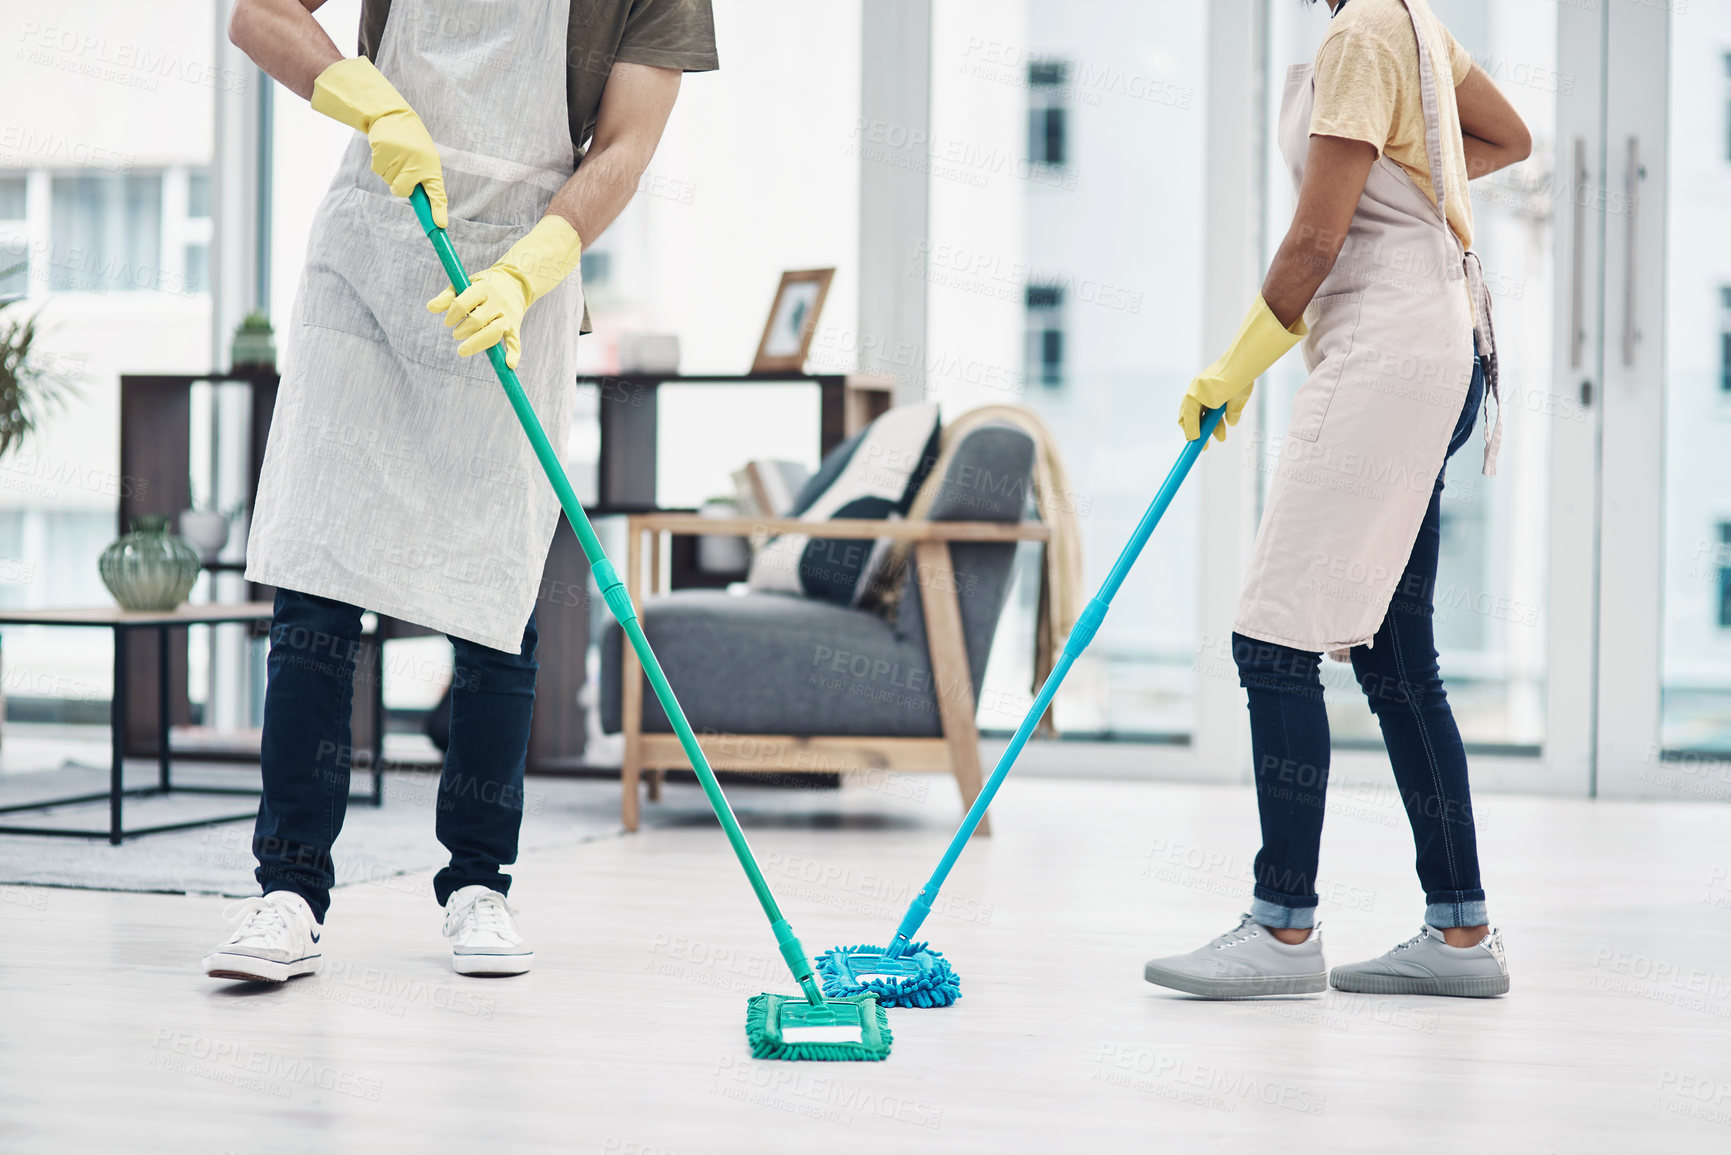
[881,404,1225,959]
[409,188,824,1005]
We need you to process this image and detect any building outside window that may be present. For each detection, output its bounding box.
[580,248,611,291]
[1027,58,1069,168]
[49,171,164,293]
[1025,282,1064,388]
[1719,522,1731,629]
[183,167,211,295]
[0,172,25,296]
[1720,285,1730,393]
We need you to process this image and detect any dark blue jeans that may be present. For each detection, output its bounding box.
[1233,356,1488,930]
[252,588,538,922]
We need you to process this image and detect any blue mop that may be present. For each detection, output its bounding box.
[816,405,1226,1007]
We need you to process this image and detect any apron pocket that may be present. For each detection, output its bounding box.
[1289,289,1365,442]
[300,189,527,386]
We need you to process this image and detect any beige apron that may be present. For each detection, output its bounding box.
[1235,0,1502,654]
[246,0,582,652]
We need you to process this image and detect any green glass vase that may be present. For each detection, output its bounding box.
[98,516,202,611]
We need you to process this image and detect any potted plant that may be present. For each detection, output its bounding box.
[0,264,75,464]
[231,309,276,371]
[0,262,79,747]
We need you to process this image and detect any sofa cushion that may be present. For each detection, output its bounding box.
[600,590,944,738]
[745,402,940,606]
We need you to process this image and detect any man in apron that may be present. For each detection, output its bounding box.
[203,0,716,983]
[1144,0,1529,999]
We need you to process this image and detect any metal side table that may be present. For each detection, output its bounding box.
[0,602,382,844]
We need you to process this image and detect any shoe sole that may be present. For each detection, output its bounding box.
[1143,962,1327,998]
[453,951,533,976]
[1329,970,1510,997]
[202,951,322,983]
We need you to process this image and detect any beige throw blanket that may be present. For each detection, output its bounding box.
[867,405,1082,735]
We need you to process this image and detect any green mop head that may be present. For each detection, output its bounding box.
[744,992,892,1062]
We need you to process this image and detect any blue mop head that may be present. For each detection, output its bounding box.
[814,943,961,1009]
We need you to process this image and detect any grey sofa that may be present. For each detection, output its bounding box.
[600,422,1046,830]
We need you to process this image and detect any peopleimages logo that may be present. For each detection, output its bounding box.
[16,22,251,93]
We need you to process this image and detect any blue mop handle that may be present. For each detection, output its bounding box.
[882,404,1225,959]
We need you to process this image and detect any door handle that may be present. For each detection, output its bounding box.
[1570,137,1587,371]
[1623,135,1642,367]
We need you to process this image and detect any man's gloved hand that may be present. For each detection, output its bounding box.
[312,57,448,228]
[426,216,582,369]
[1177,294,1308,443]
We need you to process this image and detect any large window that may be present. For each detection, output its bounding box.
[0,0,220,726]
[930,0,1208,738]
[1661,8,1731,753]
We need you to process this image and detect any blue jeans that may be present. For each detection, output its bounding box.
[252,588,538,922]
[1233,356,1488,930]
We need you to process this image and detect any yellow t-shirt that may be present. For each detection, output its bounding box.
[1310,0,1475,249]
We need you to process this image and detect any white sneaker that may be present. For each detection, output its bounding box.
[1330,925,1510,997]
[442,885,533,976]
[202,892,323,982]
[1143,913,1328,997]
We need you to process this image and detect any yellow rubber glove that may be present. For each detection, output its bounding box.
[425,216,582,369]
[1177,294,1308,443]
[311,57,448,228]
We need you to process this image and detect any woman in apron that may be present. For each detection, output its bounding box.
[203,0,711,983]
[1145,0,1529,999]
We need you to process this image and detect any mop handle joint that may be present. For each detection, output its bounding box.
[770,919,823,1005]
[1065,597,1110,657]
[591,559,637,624]
[882,893,935,960]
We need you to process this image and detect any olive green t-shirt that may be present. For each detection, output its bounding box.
[358,0,719,158]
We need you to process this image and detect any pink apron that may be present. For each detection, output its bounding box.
[1235,0,1502,654]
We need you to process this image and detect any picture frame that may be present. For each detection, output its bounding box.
[751,268,835,374]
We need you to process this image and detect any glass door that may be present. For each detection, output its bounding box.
[1564,0,1726,802]
[1254,0,1603,793]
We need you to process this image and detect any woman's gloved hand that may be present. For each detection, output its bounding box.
[426,216,582,369]
[1177,295,1308,443]
[312,57,448,228]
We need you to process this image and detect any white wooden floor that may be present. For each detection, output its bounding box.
[4,774,1730,1153]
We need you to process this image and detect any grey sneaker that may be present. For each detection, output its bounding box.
[1143,913,1328,998]
[1330,925,1510,997]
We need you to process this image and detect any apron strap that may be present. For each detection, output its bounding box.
[1400,0,1501,476]
[1397,0,1450,218]
[1464,253,1504,476]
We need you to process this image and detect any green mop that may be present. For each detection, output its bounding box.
[409,187,889,1061]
